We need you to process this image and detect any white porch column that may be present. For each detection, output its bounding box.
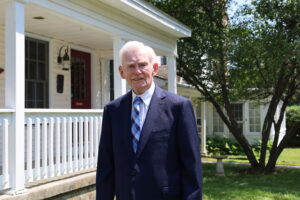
[113,37,126,99]
[167,55,177,94]
[5,0,26,193]
[201,102,207,155]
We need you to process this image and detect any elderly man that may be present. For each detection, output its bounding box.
[96,41,202,200]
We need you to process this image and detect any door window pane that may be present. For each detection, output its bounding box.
[230,103,243,133]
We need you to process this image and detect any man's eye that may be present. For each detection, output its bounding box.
[139,63,147,68]
[128,65,135,68]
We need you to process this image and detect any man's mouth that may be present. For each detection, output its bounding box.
[132,78,144,81]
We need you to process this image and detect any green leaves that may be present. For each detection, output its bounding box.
[148,0,300,172]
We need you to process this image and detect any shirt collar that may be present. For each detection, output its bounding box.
[132,82,155,107]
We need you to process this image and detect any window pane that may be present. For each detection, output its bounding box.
[36,83,44,101]
[249,103,261,132]
[25,60,29,79]
[29,40,37,60]
[38,62,45,80]
[29,61,37,80]
[213,107,224,132]
[230,103,243,121]
[28,81,35,100]
[38,43,45,60]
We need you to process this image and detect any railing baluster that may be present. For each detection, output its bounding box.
[35,118,41,181]
[2,119,9,188]
[84,116,89,169]
[79,117,84,170]
[49,117,54,178]
[74,117,78,172]
[42,118,48,179]
[26,118,33,182]
[62,117,67,174]
[68,117,73,173]
[96,116,102,165]
[94,116,99,167]
[55,117,61,176]
[89,117,94,168]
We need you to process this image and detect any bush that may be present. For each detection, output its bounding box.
[251,140,273,156]
[206,136,273,156]
[286,106,300,127]
[286,105,300,147]
[206,136,244,156]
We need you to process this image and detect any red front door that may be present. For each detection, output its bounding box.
[71,49,91,109]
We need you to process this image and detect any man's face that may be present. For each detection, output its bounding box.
[119,47,158,95]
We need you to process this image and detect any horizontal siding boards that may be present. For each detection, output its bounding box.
[0,25,5,108]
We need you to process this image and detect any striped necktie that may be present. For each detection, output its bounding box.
[131,96,142,153]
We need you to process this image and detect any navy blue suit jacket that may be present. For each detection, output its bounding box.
[96,86,202,200]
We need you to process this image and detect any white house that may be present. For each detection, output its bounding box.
[155,65,287,155]
[0,0,191,198]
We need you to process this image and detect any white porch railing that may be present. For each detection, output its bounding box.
[0,109,13,190]
[0,109,103,192]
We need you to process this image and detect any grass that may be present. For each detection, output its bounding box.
[203,148,300,166]
[276,148,300,166]
[203,163,300,200]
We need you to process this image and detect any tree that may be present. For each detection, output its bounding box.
[147,0,300,173]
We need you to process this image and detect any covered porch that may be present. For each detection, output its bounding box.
[0,0,191,196]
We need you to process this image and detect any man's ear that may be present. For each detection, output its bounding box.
[152,63,159,75]
[119,65,125,79]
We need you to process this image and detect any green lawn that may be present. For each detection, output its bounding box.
[203,148,300,166]
[276,148,300,166]
[203,163,300,200]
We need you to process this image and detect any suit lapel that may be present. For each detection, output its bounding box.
[120,92,135,161]
[136,86,166,157]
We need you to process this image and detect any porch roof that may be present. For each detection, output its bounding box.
[100,0,192,38]
[0,0,191,55]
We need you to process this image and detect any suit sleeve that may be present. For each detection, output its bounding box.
[177,99,202,200]
[96,105,115,200]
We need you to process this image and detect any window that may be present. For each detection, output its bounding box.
[230,103,243,121]
[230,103,243,133]
[213,107,224,132]
[193,101,201,133]
[160,56,167,65]
[249,103,261,132]
[25,37,49,108]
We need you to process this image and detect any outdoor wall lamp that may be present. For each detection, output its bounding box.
[57,45,70,71]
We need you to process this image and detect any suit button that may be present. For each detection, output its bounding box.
[131,169,137,176]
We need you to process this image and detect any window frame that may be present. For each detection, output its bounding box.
[25,37,49,108]
[249,102,261,133]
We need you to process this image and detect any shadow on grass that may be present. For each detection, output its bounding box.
[202,163,300,200]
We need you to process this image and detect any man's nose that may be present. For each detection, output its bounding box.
[132,65,142,73]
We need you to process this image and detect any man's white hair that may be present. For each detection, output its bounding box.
[119,41,159,64]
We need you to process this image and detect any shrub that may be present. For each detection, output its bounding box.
[206,136,273,156]
[206,136,244,156]
[286,106,300,127]
[251,140,273,156]
[286,106,300,147]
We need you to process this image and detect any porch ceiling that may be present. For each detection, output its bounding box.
[0,2,113,51]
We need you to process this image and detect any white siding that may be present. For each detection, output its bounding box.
[50,40,71,108]
[91,51,102,109]
[98,53,112,106]
[0,34,108,109]
[0,25,5,108]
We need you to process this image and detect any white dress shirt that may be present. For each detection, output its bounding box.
[132,82,155,129]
